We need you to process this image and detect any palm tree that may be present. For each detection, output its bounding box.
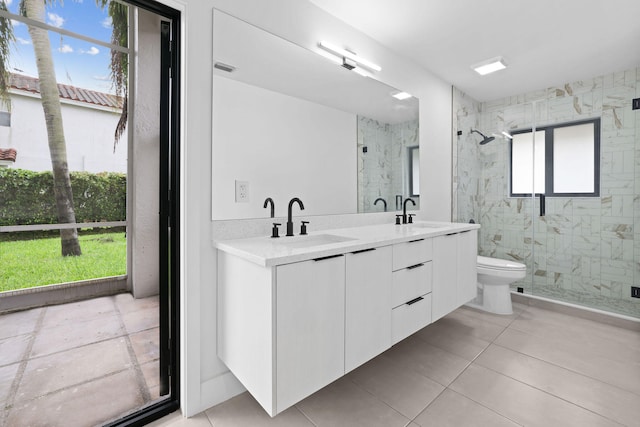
[0,0,128,256]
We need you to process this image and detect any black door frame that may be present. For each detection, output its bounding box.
[105,0,180,425]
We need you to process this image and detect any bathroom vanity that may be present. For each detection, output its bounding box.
[215,221,479,416]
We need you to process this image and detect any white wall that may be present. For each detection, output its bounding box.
[0,92,127,173]
[212,76,357,219]
[177,0,454,417]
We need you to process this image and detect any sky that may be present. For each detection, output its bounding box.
[3,0,125,94]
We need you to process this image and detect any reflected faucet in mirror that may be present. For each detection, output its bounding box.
[263,197,275,218]
[374,198,387,212]
[286,197,305,236]
[402,198,416,224]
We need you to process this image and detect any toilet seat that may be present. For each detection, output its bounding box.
[477,255,526,272]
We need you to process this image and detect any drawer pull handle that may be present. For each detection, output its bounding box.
[408,238,424,243]
[406,296,424,306]
[351,248,376,255]
[407,263,424,270]
[313,254,344,262]
[445,232,457,236]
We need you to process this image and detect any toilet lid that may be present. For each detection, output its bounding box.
[477,255,526,271]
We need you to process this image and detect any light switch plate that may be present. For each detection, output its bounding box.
[235,180,249,203]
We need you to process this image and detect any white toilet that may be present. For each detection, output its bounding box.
[466,256,526,315]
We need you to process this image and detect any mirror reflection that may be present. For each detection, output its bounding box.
[212,10,419,220]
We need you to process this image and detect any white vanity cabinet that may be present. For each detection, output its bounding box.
[217,251,345,416]
[345,246,392,373]
[216,222,479,417]
[432,230,478,321]
[390,238,433,344]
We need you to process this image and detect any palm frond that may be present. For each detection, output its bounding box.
[0,2,16,110]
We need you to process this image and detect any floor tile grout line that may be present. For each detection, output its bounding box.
[112,296,152,404]
[469,356,630,426]
[406,315,525,426]
[293,402,320,427]
[343,374,414,423]
[8,367,133,408]
[490,337,640,399]
[10,323,159,364]
[1,306,46,426]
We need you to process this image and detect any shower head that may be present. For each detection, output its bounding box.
[471,129,495,145]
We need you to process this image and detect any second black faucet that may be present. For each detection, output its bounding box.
[286,197,305,236]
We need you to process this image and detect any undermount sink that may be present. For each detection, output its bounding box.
[274,234,356,249]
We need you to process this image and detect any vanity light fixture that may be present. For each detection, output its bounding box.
[471,56,507,76]
[318,40,382,73]
[392,91,412,100]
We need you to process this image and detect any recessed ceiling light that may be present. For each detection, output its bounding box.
[471,57,507,76]
[392,91,412,100]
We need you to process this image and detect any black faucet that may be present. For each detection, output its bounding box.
[263,197,275,218]
[286,197,305,236]
[402,198,416,224]
[373,197,387,212]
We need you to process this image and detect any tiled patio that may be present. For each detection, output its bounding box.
[0,293,161,427]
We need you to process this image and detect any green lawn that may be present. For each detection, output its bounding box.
[0,232,126,292]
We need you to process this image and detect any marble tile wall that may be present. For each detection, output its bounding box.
[454,67,640,318]
[357,116,419,213]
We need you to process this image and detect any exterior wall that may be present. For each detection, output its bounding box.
[129,7,161,299]
[454,67,640,318]
[0,92,127,173]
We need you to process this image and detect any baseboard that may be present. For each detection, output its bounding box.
[195,371,246,417]
[511,291,640,332]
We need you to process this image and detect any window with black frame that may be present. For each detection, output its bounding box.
[408,145,420,197]
[510,118,600,197]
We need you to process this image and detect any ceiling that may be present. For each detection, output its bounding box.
[309,0,640,102]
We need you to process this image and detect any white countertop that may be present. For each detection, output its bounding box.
[214,221,480,267]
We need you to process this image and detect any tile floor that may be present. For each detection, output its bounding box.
[0,293,161,427]
[151,302,640,427]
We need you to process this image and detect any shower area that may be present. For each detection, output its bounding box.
[453,67,640,319]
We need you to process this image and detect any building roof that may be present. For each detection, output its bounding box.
[0,148,17,162]
[9,73,123,109]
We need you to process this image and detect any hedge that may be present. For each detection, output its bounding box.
[0,168,126,227]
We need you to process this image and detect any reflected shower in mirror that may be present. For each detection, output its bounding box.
[212,9,419,220]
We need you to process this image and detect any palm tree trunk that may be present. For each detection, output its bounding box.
[24,0,81,256]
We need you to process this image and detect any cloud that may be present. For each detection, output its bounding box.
[47,13,64,28]
[101,16,112,29]
[58,44,73,53]
[80,46,100,55]
[16,37,31,45]
[93,75,111,82]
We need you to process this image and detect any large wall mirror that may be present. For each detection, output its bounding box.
[212,10,419,220]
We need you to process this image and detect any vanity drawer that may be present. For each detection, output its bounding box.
[392,261,432,308]
[391,293,431,345]
[392,238,433,271]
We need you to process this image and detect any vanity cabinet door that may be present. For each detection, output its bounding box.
[345,246,392,373]
[432,230,479,322]
[275,255,346,413]
[432,233,458,322]
[457,230,478,304]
